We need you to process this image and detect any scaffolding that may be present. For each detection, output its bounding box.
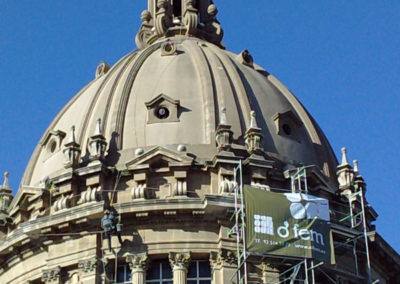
[228,165,375,284]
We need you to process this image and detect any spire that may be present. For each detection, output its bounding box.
[135,0,224,49]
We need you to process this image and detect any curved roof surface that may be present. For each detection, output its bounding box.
[21,36,338,187]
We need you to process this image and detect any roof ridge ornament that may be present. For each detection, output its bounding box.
[135,0,224,49]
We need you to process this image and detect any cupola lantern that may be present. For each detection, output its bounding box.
[136,0,223,49]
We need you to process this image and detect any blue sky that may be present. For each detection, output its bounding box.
[0,1,399,252]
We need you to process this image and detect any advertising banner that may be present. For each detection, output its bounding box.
[244,186,335,264]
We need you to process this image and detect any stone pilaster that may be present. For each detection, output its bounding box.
[125,253,148,284]
[169,252,191,284]
[78,256,100,284]
[42,266,61,284]
[210,249,238,284]
[261,263,279,284]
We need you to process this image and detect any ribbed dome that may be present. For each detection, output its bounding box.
[22,36,338,188]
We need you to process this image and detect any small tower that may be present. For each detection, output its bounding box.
[135,0,224,49]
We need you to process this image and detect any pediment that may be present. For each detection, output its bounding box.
[145,94,180,108]
[125,146,193,170]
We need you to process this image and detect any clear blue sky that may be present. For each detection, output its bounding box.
[0,1,399,252]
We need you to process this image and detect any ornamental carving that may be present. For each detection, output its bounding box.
[42,266,61,283]
[210,249,237,267]
[135,0,224,49]
[169,252,191,270]
[125,253,148,271]
[78,257,98,273]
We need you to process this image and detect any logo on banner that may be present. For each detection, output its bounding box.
[252,193,329,245]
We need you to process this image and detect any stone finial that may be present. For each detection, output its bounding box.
[88,119,107,161]
[353,160,366,192]
[63,125,81,168]
[2,172,9,189]
[215,107,233,152]
[95,61,111,78]
[245,110,263,155]
[337,147,354,195]
[353,160,359,174]
[220,107,227,125]
[340,147,349,166]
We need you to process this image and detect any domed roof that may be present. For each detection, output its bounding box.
[21,1,338,189]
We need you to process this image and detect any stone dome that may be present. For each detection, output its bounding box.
[22,36,338,189]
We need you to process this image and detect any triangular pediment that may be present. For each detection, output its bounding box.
[145,94,180,108]
[125,146,193,170]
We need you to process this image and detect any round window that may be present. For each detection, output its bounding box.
[155,106,170,119]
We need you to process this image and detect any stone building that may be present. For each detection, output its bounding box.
[0,1,399,283]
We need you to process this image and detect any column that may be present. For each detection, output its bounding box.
[210,250,238,284]
[169,252,191,284]
[125,253,148,284]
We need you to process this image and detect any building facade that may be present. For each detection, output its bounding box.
[0,1,399,283]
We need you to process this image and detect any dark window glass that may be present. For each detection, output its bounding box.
[161,261,172,278]
[198,261,211,277]
[146,262,160,280]
[187,260,212,284]
[146,260,172,283]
